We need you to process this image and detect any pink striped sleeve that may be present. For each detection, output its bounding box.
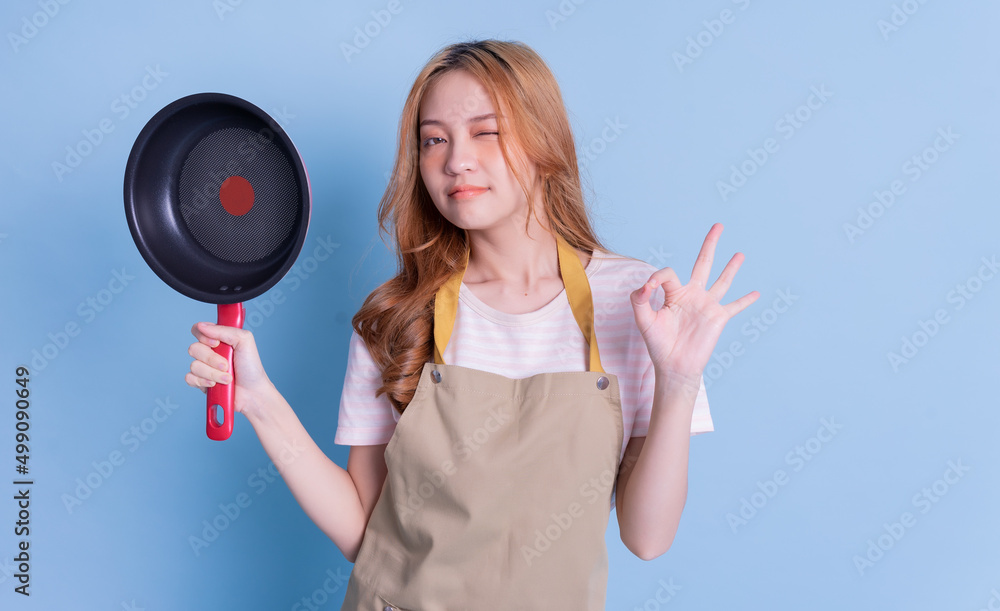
[630,361,714,438]
[333,330,397,446]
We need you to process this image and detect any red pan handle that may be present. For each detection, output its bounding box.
[206,303,246,441]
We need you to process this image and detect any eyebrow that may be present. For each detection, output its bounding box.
[419,113,497,128]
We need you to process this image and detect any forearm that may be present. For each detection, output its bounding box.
[244,384,367,562]
[619,371,700,560]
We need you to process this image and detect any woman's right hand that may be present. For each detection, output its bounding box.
[185,322,274,420]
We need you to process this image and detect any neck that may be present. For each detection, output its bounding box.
[463,213,559,289]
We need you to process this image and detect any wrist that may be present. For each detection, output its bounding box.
[649,369,700,429]
[242,380,282,427]
[653,366,702,394]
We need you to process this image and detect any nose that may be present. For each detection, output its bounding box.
[444,134,477,175]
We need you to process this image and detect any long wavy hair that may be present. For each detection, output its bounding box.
[352,39,606,414]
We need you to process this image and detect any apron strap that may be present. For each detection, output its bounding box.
[433,233,604,373]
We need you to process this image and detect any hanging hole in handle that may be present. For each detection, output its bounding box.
[210,404,225,427]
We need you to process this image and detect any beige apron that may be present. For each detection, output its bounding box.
[341,234,624,611]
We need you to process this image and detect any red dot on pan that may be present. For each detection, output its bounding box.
[219,176,254,216]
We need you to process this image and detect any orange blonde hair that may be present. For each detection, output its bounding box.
[352,39,606,414]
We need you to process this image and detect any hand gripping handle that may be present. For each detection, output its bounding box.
[206,303,245,441]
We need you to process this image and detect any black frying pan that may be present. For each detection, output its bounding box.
[124,92,311,441]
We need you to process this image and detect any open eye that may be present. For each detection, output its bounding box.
[422,136,445,148]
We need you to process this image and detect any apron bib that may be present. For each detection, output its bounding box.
[341,234,624,610]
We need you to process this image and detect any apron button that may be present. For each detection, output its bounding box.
[596,376,609,390]
[431,370,442,383]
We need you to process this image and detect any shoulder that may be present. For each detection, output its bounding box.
[587,248,658,294]
[589,248,656,275]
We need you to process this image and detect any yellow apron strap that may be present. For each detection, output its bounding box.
[556,233,603,374]
[433,233,603,373]
[433,247,466,365]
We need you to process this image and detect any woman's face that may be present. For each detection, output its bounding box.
[418,70,538,234]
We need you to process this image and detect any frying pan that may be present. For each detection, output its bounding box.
[124,92,311,441]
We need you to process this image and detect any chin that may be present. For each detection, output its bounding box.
[444,212,505,233]
[434,204,492,230]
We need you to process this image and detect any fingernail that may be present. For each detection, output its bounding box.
[220,374,231,384]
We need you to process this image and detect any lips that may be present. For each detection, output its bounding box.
[449,184,488,199]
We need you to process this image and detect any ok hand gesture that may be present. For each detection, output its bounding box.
[629,223,759,389]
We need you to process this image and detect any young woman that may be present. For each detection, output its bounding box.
[185,39,758,610]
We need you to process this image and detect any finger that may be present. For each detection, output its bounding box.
[185,371,215,392]
[707,252,746,300]
[722,290,761,319]
[689,223,723,288]
[195,321,253,351]
[190,322,220,348]
[644,267,684,301]
[189,359,232,385]
[187,342,230,372]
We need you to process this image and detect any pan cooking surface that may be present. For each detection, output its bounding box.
[178,126,299,264]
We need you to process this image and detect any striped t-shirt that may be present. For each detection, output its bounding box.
[334,248,714,467]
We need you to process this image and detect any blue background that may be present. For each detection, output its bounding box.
[2,1,998,609]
